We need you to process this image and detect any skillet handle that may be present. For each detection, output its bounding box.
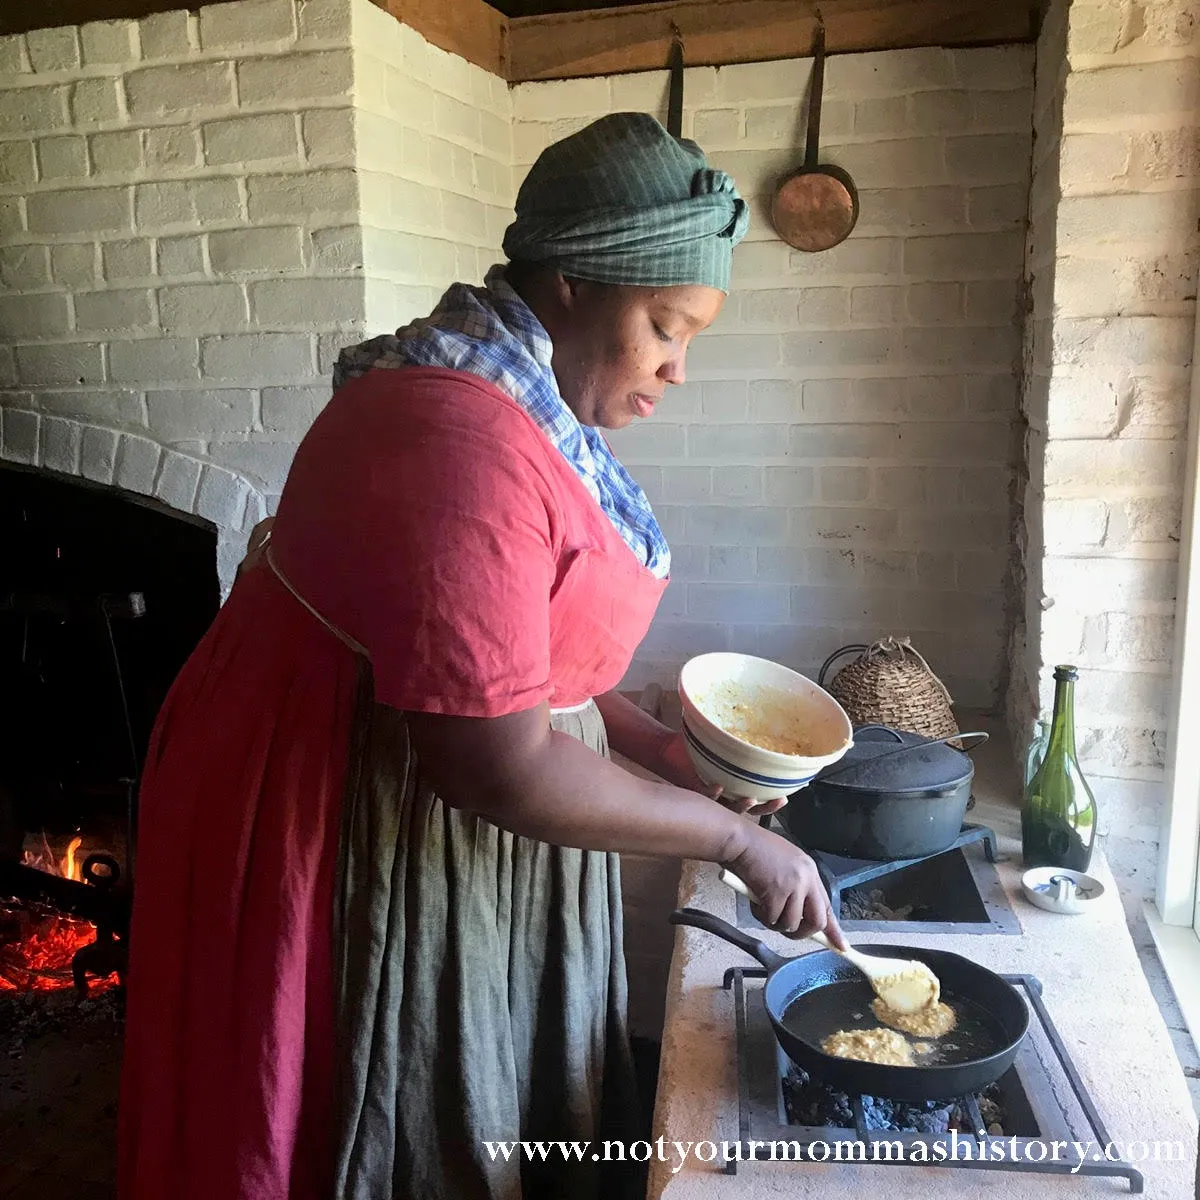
[669,907,788,972]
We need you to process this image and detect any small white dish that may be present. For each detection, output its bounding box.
[1021,866,1105,915]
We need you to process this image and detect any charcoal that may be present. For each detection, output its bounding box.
[861,1095,954,1133]
[781,1065,854,1128]
[781,1068,1008,1136]
[840,886,913,922]
[978,1092,1003,1127]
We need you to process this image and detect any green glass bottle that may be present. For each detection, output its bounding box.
[1021,665,1097,871]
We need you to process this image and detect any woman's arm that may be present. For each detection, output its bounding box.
[406,702,844,945]
[592,688,673,772]
[592,688,789,817]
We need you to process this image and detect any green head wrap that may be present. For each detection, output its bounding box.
[502,112,749,295]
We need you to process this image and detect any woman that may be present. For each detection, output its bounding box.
[118,113,843,1200]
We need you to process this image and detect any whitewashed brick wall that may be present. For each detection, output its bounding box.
[7,0,1193,1019]
[1009,0,1069,757]
[352,3,511,330]
[1012,0,1200,917]
[0,0,369,584]
[513,48,1033,708]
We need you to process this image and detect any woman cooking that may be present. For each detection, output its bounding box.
[118,112,845,1200]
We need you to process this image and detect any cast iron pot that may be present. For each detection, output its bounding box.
[778,725,989,861]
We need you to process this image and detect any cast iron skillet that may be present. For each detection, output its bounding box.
[670,908,1029,1101]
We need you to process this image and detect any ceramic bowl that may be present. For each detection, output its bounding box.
[1020,866,1105,915]
[678,652,853,802]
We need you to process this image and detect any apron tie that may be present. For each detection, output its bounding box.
[265,542,370,659]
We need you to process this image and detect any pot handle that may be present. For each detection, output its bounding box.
[852,723,905,743]
[949,731,990,753]
[816,730,991,784]
[669,907,788,973]
[817,643,870,687]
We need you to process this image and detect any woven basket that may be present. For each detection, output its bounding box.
[817,637,959,740]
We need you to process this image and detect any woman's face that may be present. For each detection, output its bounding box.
[550,280,725,430]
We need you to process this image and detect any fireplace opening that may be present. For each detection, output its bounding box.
[0,464,219,992]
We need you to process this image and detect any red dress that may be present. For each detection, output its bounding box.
[118,369,667,1199]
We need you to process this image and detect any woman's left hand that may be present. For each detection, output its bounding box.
[655,731,789,818]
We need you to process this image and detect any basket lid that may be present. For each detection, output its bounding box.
[813,725,974,794]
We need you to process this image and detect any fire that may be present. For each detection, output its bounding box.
[1,832,119,993]
[21,832,90,883]
[63,835,83,881]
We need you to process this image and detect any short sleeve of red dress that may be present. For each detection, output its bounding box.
[270,369,563,717]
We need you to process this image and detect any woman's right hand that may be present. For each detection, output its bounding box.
[723,824,847,950]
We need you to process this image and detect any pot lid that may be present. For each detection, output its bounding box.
[813,725,976,793]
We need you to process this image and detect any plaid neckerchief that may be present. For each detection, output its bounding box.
[333,266,670,578]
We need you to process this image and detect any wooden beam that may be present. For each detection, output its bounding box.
[0,0,507,80]
[0,0,1034,86]
[376,0,507,78]
[506,0,1036,83]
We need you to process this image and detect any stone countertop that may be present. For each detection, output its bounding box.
[647,732,1199,1199]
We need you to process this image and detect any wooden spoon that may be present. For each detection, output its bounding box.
[718,868,940,1014]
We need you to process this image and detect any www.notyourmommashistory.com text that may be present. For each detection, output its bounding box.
[483,1134,1186,1175]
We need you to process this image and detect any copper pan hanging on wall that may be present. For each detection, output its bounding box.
[771,24,859,253]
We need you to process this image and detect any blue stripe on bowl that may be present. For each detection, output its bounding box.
[682,720,817,789]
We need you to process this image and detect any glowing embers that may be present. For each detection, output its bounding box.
[1,833,122,994]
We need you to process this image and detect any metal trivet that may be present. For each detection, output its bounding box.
[722,966,1143,1190]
